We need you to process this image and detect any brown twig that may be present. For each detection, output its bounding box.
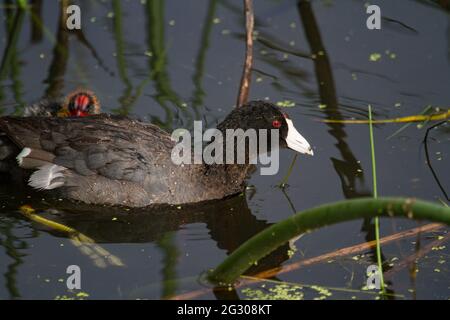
[170,223,444,299]
[384,229,450,280]
[236,0,254,107]
[254,223,445,280]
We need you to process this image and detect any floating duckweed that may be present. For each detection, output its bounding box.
[311,285,332,297]
[106,12,114,18]
[351,73,358,80]
[213,18,221,24]
[221,29,230,35]
[287,249,295,259]
[76,292,89,298]
[276,100,295,108]
[168,20,176,26]
[289,22,296,29]
[55,295,74,300]
[395,102,401,108]
[242,284,304,300]
[55,291,89,300]
[434,268,441,273]
[369,53,382,62]
[319,104,327,109]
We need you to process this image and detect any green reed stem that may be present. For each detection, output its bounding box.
[278,153,298,188]
[368,104,385,294]
[208,197,450,284]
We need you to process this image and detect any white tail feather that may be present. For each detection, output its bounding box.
[28,164,66,190]
[16,148,31,166]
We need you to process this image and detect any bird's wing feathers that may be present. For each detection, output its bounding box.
[0,115,175,185]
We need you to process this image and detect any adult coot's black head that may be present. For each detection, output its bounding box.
[218,101,314,155]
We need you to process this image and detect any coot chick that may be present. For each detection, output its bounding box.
[23,90,100,117]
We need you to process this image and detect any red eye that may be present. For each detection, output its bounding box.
[272,120,282,128]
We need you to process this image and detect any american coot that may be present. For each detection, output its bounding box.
[23,90,101,117]
[0,101,313,207]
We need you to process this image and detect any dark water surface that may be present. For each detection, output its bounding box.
[0,0,449,299]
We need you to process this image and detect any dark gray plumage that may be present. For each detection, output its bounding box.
[23,98,65,117]
[0,101,313,207]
